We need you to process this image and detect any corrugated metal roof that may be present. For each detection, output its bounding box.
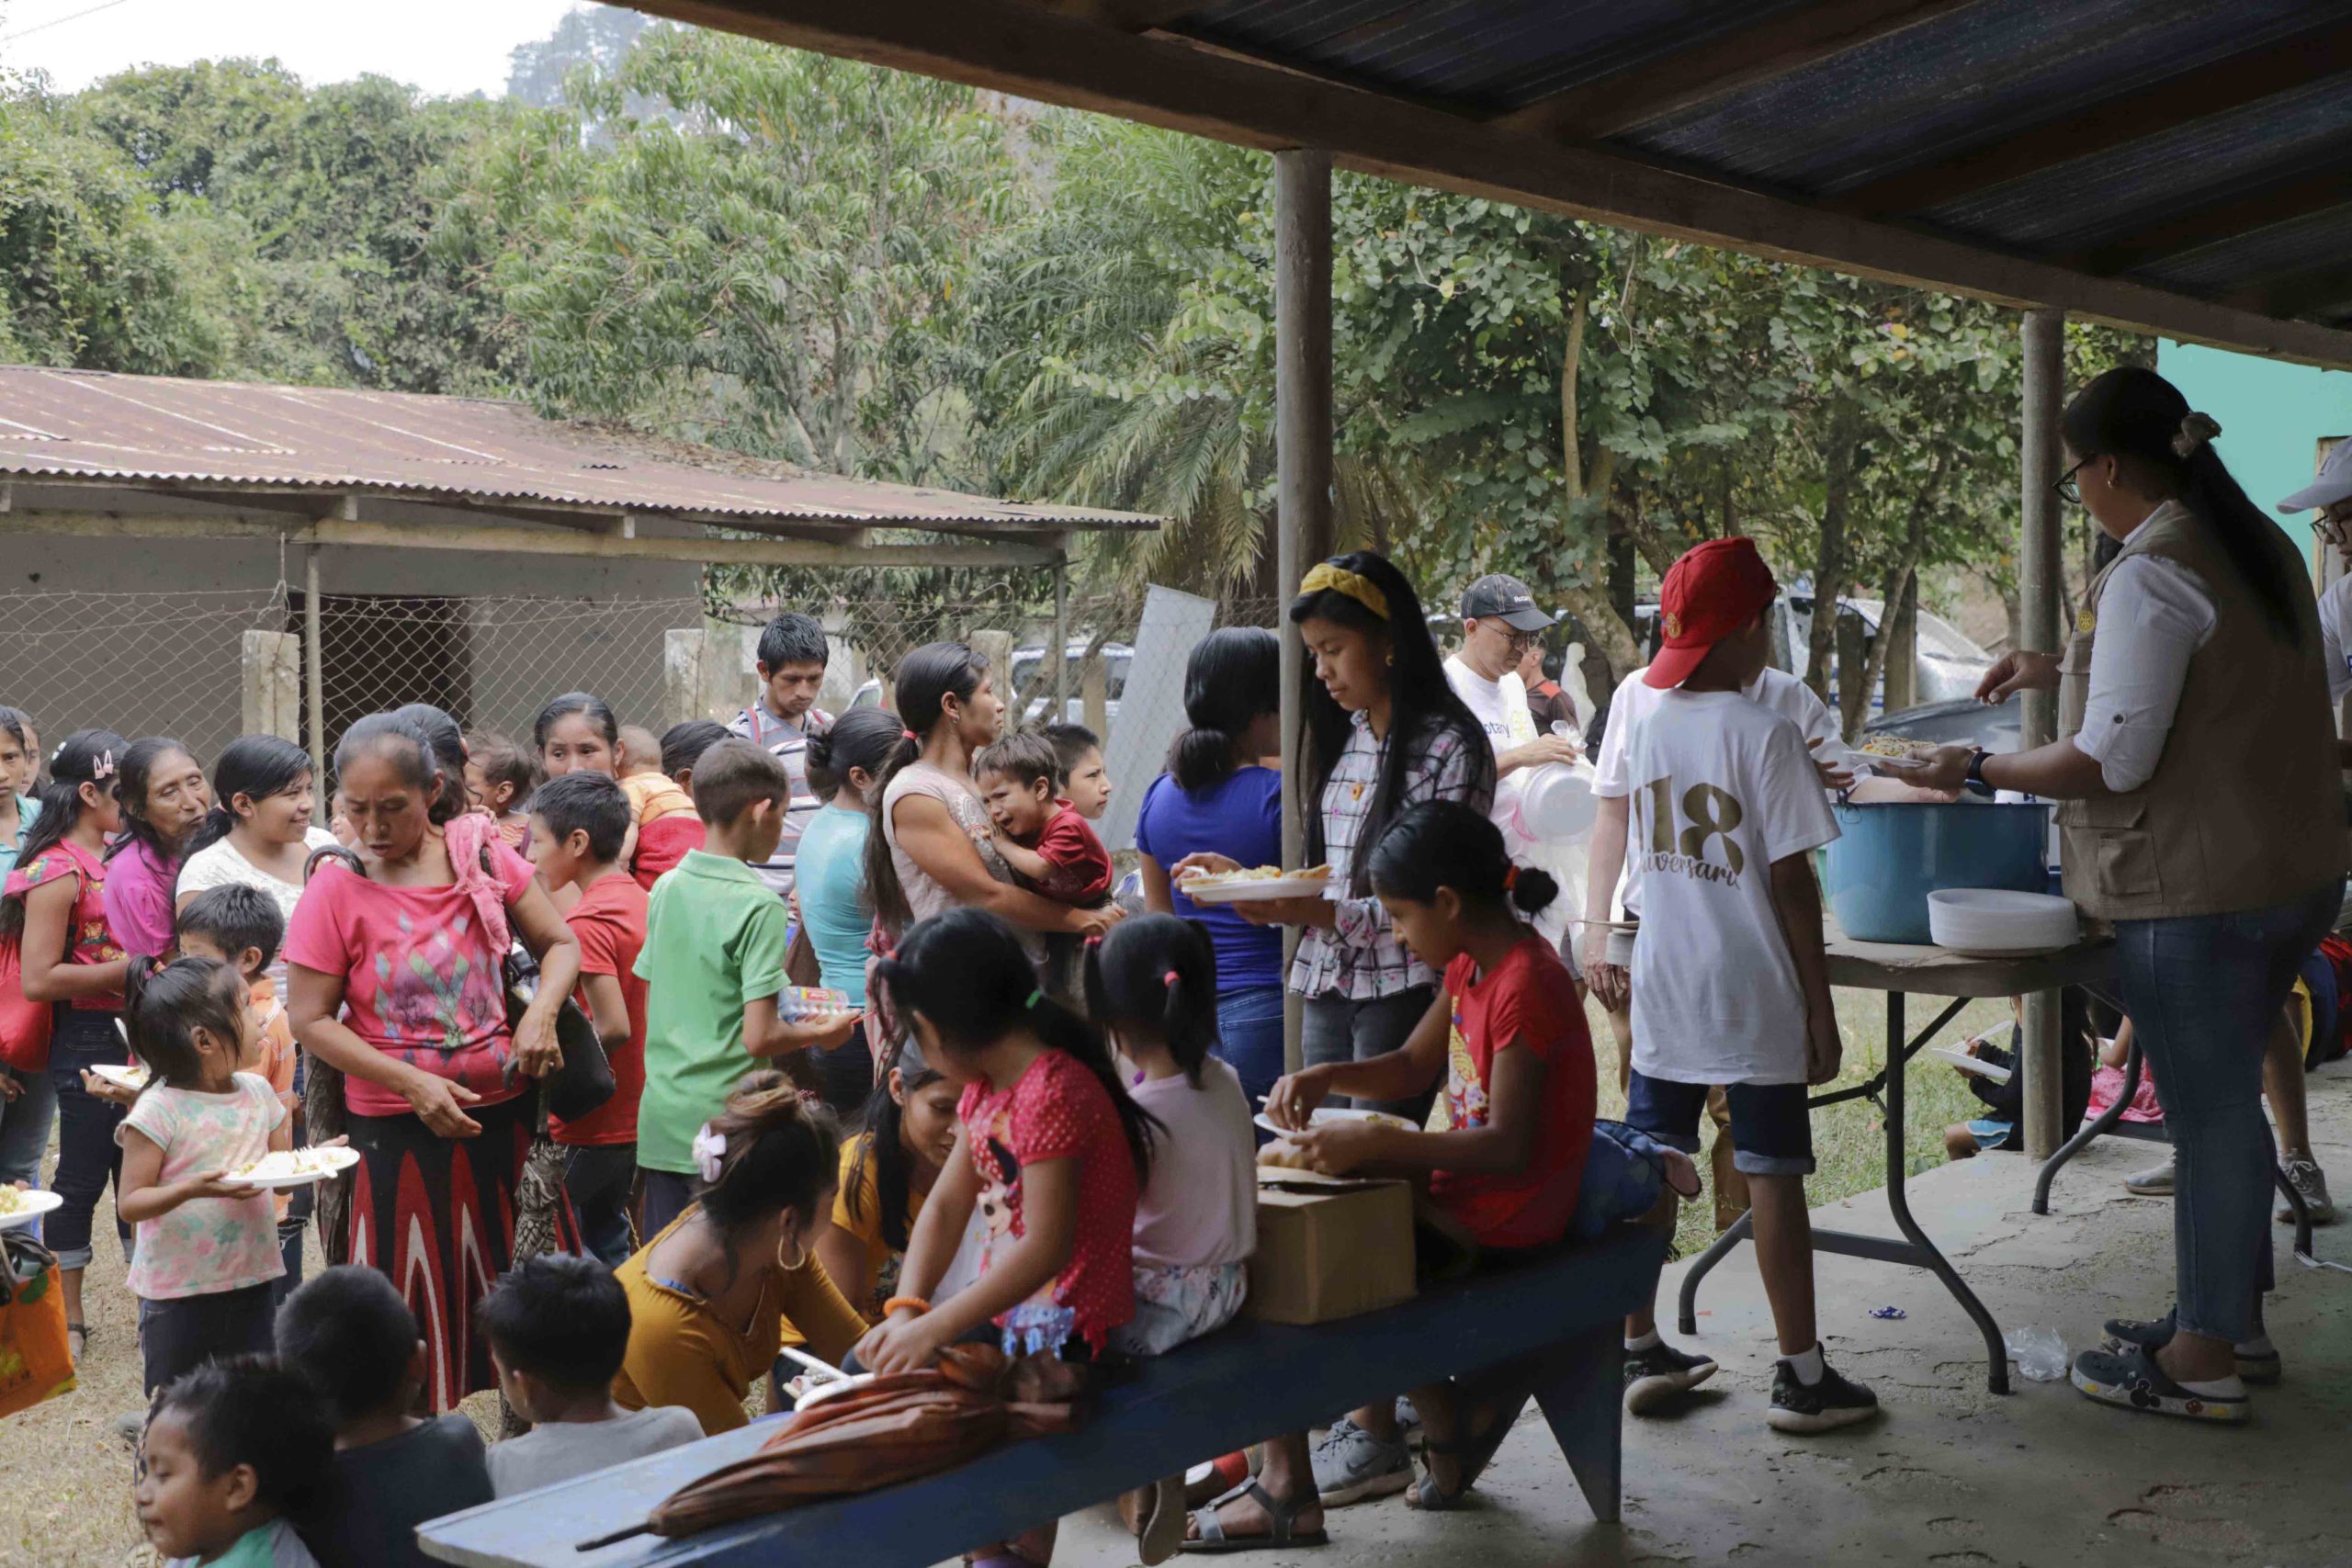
[0,367,1157,533]
[1000,0,2352,331]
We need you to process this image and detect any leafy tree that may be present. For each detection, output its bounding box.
[505,6,653,108]
[462,26,1023,480]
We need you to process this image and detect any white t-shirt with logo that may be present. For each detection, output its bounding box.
[1594,666,1839,918]
[1625,691,1838,1086]
[1444,655,1524,751]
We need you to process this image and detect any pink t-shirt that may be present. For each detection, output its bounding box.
[282,841,536,1118]
[100,838,181,961]
[118,1072,285,1301]
[1128,1057,1256,1270]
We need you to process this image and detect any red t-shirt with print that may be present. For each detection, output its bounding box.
[958,1049,1137,1353]
[4,838,125,1012]
[1429,936,1596,1249]
[552,873,650,1146]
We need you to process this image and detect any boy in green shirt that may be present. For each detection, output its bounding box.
[634,739,860,1235]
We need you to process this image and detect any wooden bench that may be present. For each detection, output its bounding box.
[420,1222,1669,1568]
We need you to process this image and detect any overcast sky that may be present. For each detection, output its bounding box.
[0,0,587,96]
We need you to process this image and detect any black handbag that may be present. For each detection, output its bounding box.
[476,843,615,1122]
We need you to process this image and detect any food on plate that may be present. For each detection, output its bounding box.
[1181,862,1330,889]
[1856,736,1939,761]
[0,1186,30,1216]
[1257,1139,1317,1170]
[229,1147,353,1183]
[92,1061,152,1090]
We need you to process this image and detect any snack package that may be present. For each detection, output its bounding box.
[781,986,854,1021]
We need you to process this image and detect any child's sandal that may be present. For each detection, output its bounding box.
[65,1321,87,1363]
[1406,1411,1515,1511]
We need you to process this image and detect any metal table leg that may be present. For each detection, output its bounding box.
[1673,990,2011,1393]
[2035,1039,2146,1214]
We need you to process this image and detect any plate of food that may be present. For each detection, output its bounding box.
[1178,863,1332,905]
[1853,735,1941,763]
[1251,1106,1413,1139]
[0,1186,63,1230]
[88,1062,151,1093]
[221,1146,359,1190]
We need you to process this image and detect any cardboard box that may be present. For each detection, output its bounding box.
[1245,1170,1416,1325]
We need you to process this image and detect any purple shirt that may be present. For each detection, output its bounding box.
[101,838,182,960]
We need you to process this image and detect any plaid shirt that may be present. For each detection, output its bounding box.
[1290,713,1491,1000]
[726,700,833,899]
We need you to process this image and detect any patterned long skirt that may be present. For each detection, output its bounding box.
[345,1092,578,1413]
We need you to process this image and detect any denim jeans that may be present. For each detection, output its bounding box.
[565,1141,640,1269]
[1214,987,1286,1129]
[1299,984,1437,1123]
[2115,880,2341,1345]
[46,1007,130,1272]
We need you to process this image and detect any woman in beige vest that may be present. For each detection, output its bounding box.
[1903,367,2345,1425]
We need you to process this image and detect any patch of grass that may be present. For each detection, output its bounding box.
[1590,988,2015,1259]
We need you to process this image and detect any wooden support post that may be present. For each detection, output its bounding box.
[303,547,327,783]
[2020,308,2065,1160]
[240,631,301,742]
[1275,147,1334,1074]
[663,628,707,729]
[1053,556,1070,724]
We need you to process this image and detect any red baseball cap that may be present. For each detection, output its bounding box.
[1643,537,1779,689]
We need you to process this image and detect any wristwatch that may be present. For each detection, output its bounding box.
[1963,748,1996,799]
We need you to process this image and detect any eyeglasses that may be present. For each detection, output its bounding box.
[2054,457,2089,506]
[1480,619,1538,653]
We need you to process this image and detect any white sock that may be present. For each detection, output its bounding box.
[1787,1343,1826,1386]
[2176,1374,2242,1398]
[1625,1329,1661,1353]
[2237,1332,2274,1356]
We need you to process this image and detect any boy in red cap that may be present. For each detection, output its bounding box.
[1618,537,1879,1432]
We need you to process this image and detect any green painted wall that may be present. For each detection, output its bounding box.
[2157,341,2352,557]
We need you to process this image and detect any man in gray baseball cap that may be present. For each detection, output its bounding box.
[1444,573,1579,778]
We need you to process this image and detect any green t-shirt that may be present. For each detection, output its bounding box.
[634,849,792,1174]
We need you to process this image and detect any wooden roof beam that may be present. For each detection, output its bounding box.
[2063,165,2352,276]
[1500,0,1980,140]
[622,0,2352,367]
[2226,261,2352,324]
[1833,21,2352,215]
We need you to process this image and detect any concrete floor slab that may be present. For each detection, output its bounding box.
[1057,1059,2352,1568]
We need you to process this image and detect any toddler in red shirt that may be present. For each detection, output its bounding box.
[975,733,1113,907]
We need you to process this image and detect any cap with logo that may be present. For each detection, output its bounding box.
[1642,537,1780,690]
[1460,573,1556,633]
[2277,440,2352,515]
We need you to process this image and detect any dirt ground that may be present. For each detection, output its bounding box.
[0,988,2009,1565]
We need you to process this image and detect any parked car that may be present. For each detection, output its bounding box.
[847,638,1134,729]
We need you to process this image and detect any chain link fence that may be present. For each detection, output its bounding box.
[0,575,1281,820]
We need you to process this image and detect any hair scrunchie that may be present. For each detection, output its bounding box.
[691,1123,727,1184]
[2172,411,2222,458]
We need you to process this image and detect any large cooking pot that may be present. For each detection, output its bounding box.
[1822,800,2052,944]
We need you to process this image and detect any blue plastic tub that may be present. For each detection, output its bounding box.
[1822,801,2054,944]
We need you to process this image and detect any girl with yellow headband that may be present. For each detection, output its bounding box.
[1173,550,1495,1546]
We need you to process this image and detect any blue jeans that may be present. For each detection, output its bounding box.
[2115,881,2341,1345]
[1299,985,1437,1123]
[565,1141,639,1269]
[1214,987,1286,1130]
[47,1008,130,1273]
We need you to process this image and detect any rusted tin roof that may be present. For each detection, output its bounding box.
[0,367,1157,533]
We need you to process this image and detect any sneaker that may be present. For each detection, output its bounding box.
[1623,1339,1719,1415]
[112,1409,145,1449]
[1767,1357,1879,1433]
[2275,1156,2336,1225]
[1308,1416,1411,1506]
[2123,1156,2175,1197]
[2071,1344,2247,1423]
[2100,1307,2280,1384]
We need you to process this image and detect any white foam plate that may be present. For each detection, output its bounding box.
[0,1189,63,1230]
[1928,888,2077,955]
[1182,874,1330,906]
[220,1146,359,1190]
[1252,1106,1410,1137]
[88,1063,151,1092]
[1929,1046,2014,1084]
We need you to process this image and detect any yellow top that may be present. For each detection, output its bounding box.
[621,771,699,827]
[612,1208,868,1435]
[828,1138,925,1323]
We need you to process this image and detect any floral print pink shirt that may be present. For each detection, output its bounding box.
[118,1073,285,1301]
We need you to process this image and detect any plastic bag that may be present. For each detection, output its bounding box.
[0,1230,76,1417]
[2004,1325,2068,1382]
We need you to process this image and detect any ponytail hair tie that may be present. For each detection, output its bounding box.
[1083,934,1103,949]
[1023,988,1043,1010]
[1162,969,1181,987]
[902,729,918,741]
[2172,411,2222,458]
[1502,865,1519,891]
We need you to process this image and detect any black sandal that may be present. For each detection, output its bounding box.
[1408,1409,1516,1511]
